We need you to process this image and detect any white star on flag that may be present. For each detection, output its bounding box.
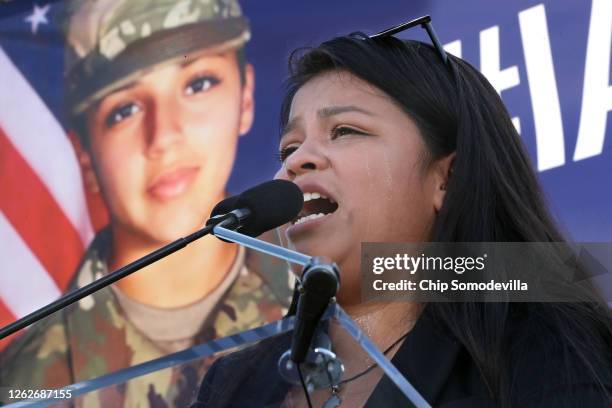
[24,4,50,35]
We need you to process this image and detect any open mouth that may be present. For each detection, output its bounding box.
[292,192,339,225]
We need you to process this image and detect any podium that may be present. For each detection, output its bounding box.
[7,304,429,408]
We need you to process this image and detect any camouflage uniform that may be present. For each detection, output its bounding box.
[0,229,292,407]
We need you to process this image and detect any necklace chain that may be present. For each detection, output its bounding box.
[334,330,410,388]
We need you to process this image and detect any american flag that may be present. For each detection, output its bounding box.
[0,0,108,349]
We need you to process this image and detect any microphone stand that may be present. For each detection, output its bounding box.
[213,225,431,408]
[213,226,311,266]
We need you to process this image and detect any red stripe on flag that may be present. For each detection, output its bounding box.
[0,127,84,291]
[0,298,18,351]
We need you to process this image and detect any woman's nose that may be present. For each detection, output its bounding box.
[283,142,329,179]
[145,98,184,158]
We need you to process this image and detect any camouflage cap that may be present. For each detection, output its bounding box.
[65,0,250,115]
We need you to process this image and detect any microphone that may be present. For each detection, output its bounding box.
[209,180,303,237]
[290,257,340,364]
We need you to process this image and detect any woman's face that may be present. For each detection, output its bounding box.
[82,51,254,246]
[275,70,447,305]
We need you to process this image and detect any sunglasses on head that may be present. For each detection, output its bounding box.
[369,15,451,68]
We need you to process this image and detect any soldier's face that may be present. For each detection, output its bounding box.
[82,51,254,244]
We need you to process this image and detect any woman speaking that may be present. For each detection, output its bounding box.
[192,17,612,407]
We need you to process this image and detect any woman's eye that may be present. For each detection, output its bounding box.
[331,126,367,139]
[277,145,298,163]
[105,103,141,127]
[185,75,220,96]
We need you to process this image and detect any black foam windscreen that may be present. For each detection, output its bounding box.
[210,195,240,218]
[210,180,303,237]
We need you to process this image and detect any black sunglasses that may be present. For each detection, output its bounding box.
[369,15,450,67]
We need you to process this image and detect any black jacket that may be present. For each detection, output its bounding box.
[191,308,612,407]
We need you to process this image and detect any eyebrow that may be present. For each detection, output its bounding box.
[103,54,226,96]
[106,81,138,96]
[280,105,375,140]
[180,53,219,68]
[318,105,375,118]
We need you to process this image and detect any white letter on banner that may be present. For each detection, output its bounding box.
[479,25,522,134]
[574,0,612,161]
[444,40,462,58]
[480,26,521,95]
[519,4,565,171]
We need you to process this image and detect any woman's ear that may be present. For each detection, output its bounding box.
[69,131,100,194]
[432,152,455,212]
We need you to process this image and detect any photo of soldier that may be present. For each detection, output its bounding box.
[0,0,292,406]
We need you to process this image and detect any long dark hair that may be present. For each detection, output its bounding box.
[280,35,612,405]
